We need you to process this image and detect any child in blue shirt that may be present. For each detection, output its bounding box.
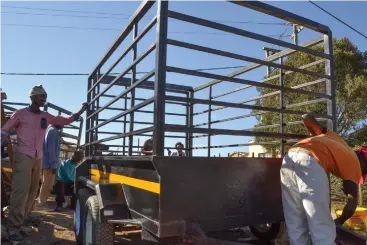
[54,151,83,211]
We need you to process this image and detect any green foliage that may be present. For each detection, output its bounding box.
[254,37,367,153]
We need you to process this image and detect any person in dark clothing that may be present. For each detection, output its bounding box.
[141,138,153,155]
[54,151,84,211]
[36,124,62,207]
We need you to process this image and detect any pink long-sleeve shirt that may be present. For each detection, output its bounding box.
[2,107,76,159]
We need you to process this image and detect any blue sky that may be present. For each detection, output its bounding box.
[1,1,366,156]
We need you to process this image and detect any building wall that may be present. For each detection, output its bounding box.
[248,140,274,158]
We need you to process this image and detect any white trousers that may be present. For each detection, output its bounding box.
[281,151,336,245]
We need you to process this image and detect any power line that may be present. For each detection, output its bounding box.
[309,1,367,40]
[1,66,254,76]
[2,23,290,37]
[1,5,289,26]
[1,11,130,20]
[1,5,132,17]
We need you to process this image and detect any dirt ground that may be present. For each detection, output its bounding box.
[2,197,76,245]
[1,196,288,245]
[1,196,363,245]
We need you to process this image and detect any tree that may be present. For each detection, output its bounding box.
[254,37,367,153]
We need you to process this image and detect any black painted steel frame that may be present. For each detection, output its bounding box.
[85,0,336,157]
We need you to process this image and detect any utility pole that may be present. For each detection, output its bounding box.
[263,47,280,77]
[291,24,304,45]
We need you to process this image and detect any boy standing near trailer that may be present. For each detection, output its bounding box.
[36,124,62,207]
[54,151,84,211]
[280,114,367,245]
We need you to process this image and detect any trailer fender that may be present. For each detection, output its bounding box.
[95,183,130,222]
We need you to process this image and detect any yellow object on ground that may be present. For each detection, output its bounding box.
[336,207,367,232]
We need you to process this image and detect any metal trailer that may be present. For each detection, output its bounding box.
[74,1,339,244]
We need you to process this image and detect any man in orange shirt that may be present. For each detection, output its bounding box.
[281,114,366,245]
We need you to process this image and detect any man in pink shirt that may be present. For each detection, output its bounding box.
[1,85,87,241]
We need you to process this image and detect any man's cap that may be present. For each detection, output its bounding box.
[29,85,47,96]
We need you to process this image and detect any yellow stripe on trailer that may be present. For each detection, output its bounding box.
[90,169,160,194]
[3,167,12,173]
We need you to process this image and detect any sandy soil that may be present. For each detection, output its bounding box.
[3,196,360,245]
[1,196,288,245]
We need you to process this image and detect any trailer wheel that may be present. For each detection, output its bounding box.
[83,195,115,245]
[249,222,286,241]
[74,188,93,245]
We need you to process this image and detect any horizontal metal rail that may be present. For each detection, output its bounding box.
[244,118,328,131]
[167,67,330,99]
[165,124,307,139]
[3,102,29,106]
[47,102,75,116]
[63,125,79,130]
[88,43,156,106]
[193,111,264,128]
[100,76,193,93]
[98,119,153,125]
[96,107,185,117]
[167,95,330,118]
[88,70,155,119]
[84,126,154,146]
[191,97,329,128]
[97,107,153,113]
[3,105,17,112]
[211,59,326,100]
[102,94,187,106]
[89,0,155,77]
[87,97,154,132]
[193,36,324,92]
[237,78,326,105]
[60,132,79,140]
[230,1,330,34]
[194,78,327,116]
[88,17,157,94]
[167,39,329,81]
[168,11,329,60]
[191,140,298,150]
[286,98,327,109]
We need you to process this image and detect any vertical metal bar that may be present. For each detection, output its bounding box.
[58,111,64,140]
[91,73,98,156]
[129,23,138,156]
[123,85,128,155]
[85,77,92,157]
[188,91,194,157]
[185,91,190,156]
[153,0,168,156]
[77,119,83,149]
[207,86,212,157]
[324,32,336,131]
[279,57,285,156]
[95,79,100,151]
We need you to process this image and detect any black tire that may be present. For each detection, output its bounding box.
[83,195,115,245]
[74,188,93,245]
[249,222,286,241]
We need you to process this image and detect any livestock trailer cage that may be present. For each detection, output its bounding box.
[74,1,336,244]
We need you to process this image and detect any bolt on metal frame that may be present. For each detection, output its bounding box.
[85,0,336,157]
